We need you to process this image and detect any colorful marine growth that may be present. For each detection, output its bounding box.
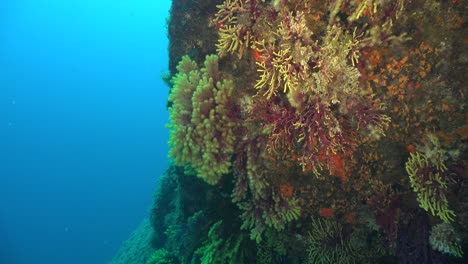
[149,0,467,263]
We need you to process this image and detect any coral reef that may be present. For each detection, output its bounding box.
[113,0,468,263]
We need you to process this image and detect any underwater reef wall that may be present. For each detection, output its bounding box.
[113,0,468,263]
[167,0,224,74]
[108,219,154,264]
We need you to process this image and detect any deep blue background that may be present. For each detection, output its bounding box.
[0,0,170,263]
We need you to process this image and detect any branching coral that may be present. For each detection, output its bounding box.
[250,96,388,179]
[254,11,315,99]
[217,23,252,59]
[168,55,239,184]
[306,218,364,264]
[230,124,302,242]
[232,135,301,242]
[309,25,364,101]
[213,0,254,59]
[233,134,271,202]
[255,46,297,99]
[193,220,249,263]
[239,190,300,243]
[254,14,367,103]
[405,151,455,223]
[255,229,291,264]
[248,14,390,180]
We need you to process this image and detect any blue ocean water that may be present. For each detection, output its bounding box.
[0,1,171,263]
